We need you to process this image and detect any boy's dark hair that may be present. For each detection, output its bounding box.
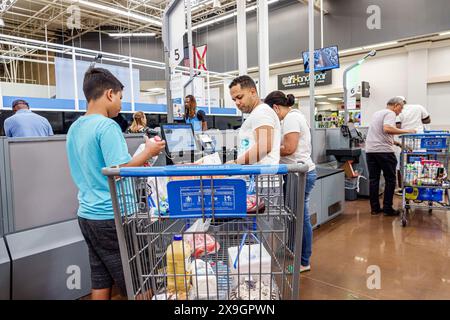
[229,75,257,90]
[83,67,124,102]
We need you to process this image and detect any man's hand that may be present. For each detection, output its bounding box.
[408,129,417,134]
[144,136,166,158]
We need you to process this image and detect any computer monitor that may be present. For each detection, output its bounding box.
[160,123,199,155]
[302,45,340,73]
[347,122,360,139]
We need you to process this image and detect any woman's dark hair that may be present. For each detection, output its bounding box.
[264,91,295,108]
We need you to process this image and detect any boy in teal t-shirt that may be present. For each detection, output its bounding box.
[66,67,165,299]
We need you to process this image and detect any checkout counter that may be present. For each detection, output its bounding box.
[325,124,384,199]
[0,134,144,300]
[0,125,346,299]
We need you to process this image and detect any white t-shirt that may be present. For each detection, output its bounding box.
[280,109,316,171]
[238,103,281,165]
[397,104,429,133]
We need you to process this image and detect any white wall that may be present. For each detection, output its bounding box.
[0,82,56,98]
[427,82,450,129]
[268,41,450,128]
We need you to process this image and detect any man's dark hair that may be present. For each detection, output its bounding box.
[83,67,124,102]
[229,75,257,90]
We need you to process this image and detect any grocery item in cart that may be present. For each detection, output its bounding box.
[189,259,217,300]
[229,278,280,300]
[184,219,221,258]
[228,241,271,287]
[210,260,233,300]
[246,195,265,213]
[166,235,192,294]
[184,233,220,258]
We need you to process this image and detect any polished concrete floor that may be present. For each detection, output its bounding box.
[83,197,450,300]
[299,197,450,300]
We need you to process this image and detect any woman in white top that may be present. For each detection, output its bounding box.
[265,90,316,273]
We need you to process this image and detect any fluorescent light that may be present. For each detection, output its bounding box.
[363,41,398,50]
[328,97,343,101]
[146,87,164,92]
[340,47,363,54]
[439,31,450,36]
[109,33,156,37]
[75,0,162,26]
[0,18,4,27]
[315,95,327,99]
[316,102,330,105]
[192,0,279,31]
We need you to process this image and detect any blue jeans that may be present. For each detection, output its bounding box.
[302,170,317,266]
[284,169,317,266]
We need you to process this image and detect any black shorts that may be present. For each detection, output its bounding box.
[78,217,127,296]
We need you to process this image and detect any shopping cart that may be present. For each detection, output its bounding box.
[400,133,450,227]
[102,163,309,300]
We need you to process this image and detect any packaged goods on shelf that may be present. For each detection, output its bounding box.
[404,160,447,186]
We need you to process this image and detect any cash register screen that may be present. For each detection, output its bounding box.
[161,124,199,153]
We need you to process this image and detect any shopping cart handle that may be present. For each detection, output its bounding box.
[102,163,309,177]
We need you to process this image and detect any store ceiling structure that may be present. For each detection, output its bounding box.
[0,0,265,43]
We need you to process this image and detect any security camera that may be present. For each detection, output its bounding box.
[368,50,376,57]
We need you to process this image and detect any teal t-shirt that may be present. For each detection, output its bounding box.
[66,114,132,220]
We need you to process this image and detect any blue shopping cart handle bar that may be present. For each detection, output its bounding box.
[102,163,309,177]
[401,133,450,137]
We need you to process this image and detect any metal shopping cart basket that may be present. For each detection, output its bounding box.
[102,163,309,300]
[400,133,450,227]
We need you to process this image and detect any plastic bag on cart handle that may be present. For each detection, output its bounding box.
[186,218,211,233]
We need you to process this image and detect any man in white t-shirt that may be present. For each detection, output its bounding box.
[396,99,430,133]
[228,75,281,165]
[393,97,431,194]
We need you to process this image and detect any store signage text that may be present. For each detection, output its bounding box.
[278,70,332,90]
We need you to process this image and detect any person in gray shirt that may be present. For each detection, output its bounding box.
[365,97,415,216]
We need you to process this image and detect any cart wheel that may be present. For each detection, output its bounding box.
[428,201,433,214]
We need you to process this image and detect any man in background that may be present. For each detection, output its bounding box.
[4,99,53,138]
[394,96,431,194]
[396,96,431,133]
[366,97,415,216]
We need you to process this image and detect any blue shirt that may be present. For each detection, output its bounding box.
[66,114,132,220]
[186,116,202,132]
[4,109,54,138]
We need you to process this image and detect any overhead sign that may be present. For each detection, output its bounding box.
[168,1,186,68]
[278,70,332,90]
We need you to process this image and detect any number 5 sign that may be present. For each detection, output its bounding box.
[168,0,185,68]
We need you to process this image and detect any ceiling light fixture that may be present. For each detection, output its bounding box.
[328,97,343,101]
[73,0,162,26]
[439,31,450,36]
[340,47,363,54]
[0,18,4,27]
[363,41,398,50]
[192,0,279,31]
[108,33,156,37]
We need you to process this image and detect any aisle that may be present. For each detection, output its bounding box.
[300,198,450,300]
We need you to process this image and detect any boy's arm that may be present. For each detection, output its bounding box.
[121,136,165,167]
[101,123,165,168]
